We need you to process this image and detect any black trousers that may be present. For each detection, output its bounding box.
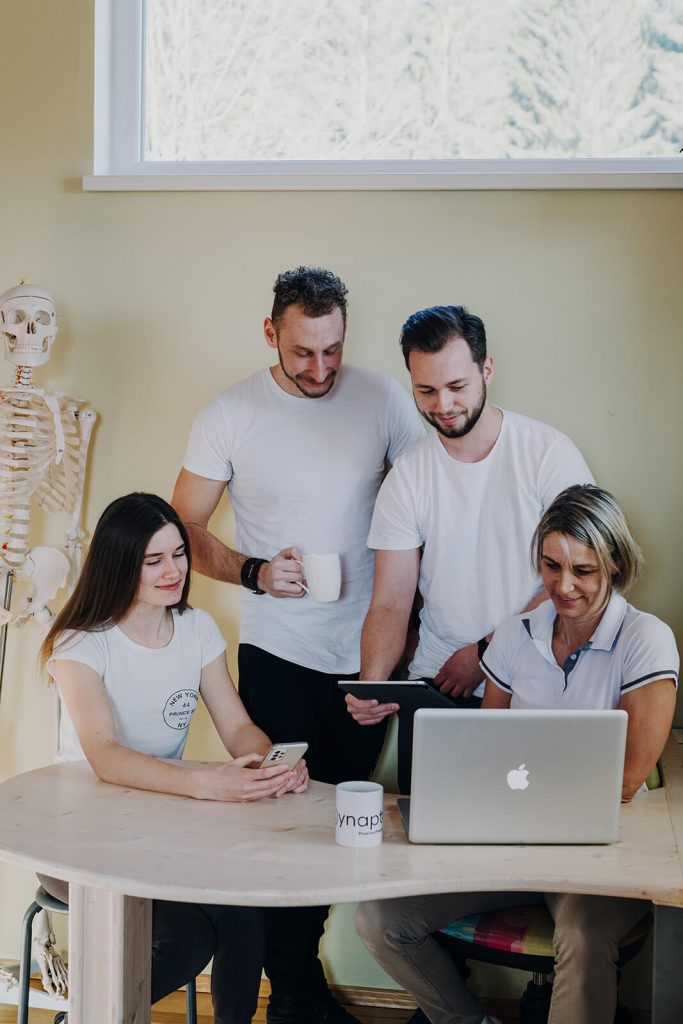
[38,874,264,1024]
[238,644,388,999]
[397,689,483,795]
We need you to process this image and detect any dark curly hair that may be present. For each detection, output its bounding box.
[271,266,348,329]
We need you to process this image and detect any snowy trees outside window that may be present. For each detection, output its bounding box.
[143,0,683,162]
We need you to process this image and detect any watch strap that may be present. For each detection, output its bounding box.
[240,557,268,595]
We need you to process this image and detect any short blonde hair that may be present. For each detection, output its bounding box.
[532,484,643,593]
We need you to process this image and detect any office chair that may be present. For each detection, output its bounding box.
[18,886,197,1024]
[436,902,652,1024]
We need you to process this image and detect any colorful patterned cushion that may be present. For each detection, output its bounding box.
[441,905,652,958]
[441,905,555,957]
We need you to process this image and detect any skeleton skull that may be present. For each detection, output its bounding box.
[0,284,58,367]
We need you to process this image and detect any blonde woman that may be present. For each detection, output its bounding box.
[356,484,678,1024]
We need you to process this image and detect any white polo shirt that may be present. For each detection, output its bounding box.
[481,593,679,709]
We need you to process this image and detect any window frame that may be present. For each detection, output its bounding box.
[87,0,683,192]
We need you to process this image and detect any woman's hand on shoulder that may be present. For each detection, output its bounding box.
[192,754,299,802]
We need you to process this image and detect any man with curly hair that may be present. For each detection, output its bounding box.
[173,266,423,1024]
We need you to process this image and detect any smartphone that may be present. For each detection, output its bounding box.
[259,742,308,770]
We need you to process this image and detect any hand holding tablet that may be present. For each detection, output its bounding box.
[340,680,458,725]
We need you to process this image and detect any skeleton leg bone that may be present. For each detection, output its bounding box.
[0,961,19,990]
[32,909,68,996]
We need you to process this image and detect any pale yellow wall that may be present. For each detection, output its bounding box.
[0,0,681,1006]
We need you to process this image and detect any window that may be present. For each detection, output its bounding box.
[87,0,683,189]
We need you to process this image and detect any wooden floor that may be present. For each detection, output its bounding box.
[0,984,519,1024]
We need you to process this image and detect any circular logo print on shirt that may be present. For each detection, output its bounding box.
[163,689,199,730]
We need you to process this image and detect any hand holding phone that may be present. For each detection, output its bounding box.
[259,741,308,770]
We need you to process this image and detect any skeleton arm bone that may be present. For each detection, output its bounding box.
[65,406,96,581]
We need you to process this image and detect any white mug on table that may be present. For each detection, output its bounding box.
[296,553,341,603]
[335,781,384,848]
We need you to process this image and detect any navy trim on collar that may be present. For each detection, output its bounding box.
[523,592,628,653]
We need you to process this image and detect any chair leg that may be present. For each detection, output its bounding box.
[405,1012,430,1024]
[519,971,552,1024]
[186,976,197,1024]
[17,901,42,1024]
[614,965,633,1023]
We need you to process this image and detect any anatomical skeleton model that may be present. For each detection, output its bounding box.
[0,283,96,625]
[0,283,96,1000]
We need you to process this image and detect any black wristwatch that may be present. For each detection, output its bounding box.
[240,557,268,595]
[477,636,490,661]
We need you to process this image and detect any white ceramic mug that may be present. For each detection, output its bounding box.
[335,781,384,848]
[296,553,341,603]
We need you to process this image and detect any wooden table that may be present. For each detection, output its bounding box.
[1,732,683,1024]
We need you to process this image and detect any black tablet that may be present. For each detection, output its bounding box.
[338,680,458,711]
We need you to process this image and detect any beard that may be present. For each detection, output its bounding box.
[421,380,487,438]
[277,347,337,399]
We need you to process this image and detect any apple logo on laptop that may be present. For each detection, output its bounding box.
[507,764,530,790]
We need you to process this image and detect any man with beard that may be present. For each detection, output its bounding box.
[345,305,593,792]
[172,266,423,1024]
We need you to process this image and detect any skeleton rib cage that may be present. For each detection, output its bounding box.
[0,388,91,569]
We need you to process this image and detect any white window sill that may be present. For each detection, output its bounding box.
[83,158,683,191]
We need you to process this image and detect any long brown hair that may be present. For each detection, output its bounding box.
[40,492,191,670]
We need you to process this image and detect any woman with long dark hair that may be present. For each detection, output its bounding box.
[40,492,308,1024]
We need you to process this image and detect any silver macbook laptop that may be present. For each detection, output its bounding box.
[398,708,628,844]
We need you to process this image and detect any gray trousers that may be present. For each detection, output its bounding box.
[355,890,649,1024]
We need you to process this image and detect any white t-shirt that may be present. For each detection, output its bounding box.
[481,593,679,708]
[49,608,226,762]
[183,365,423,673]
[368,409,593,680]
